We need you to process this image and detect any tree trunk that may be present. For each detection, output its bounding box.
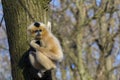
[2,0,51,80]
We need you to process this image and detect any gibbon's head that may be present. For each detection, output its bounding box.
[27,22,51,39]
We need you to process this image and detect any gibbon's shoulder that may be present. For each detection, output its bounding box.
[47,32,60,44]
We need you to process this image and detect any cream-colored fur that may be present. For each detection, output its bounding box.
[27,22,63,77]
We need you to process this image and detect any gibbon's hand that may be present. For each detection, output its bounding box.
[30,40,36,44]
[30,40,40,48]
[30,40,44,52]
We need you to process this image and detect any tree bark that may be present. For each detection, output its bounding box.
[2,0,51,80]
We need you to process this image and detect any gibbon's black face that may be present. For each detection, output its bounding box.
[34,22,42,37]
[27,22,47,39]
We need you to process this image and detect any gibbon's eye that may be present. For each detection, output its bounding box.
[39,29,42,32]
[34,30,42,33]
[34,30,39,33]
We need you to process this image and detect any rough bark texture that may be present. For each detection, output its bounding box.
[2,0,51,80]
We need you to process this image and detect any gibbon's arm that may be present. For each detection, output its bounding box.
[29,51,56,70]
[30,40,63,62]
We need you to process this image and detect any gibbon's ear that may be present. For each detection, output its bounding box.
[47,21,51,32]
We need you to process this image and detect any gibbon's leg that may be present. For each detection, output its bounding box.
[29,51,46,78]
[36,51,56,70]
[29,51,36,67]
[38,48,62,61]
[30,40,63,61]
[29,51,42,69]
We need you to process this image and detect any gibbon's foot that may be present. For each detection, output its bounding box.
[37,71,45,78]
[37,72,42,78]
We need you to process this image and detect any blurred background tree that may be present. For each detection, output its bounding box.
[50,0,120,80]
[2,0,52,80]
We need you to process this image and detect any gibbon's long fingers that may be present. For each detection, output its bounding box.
[30,40,40,50]
[30,40,36,44]
[36,51,56,70]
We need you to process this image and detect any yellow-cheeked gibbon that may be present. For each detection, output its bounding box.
[27,22,63,77]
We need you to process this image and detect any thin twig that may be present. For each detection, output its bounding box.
[0,16,4,27]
